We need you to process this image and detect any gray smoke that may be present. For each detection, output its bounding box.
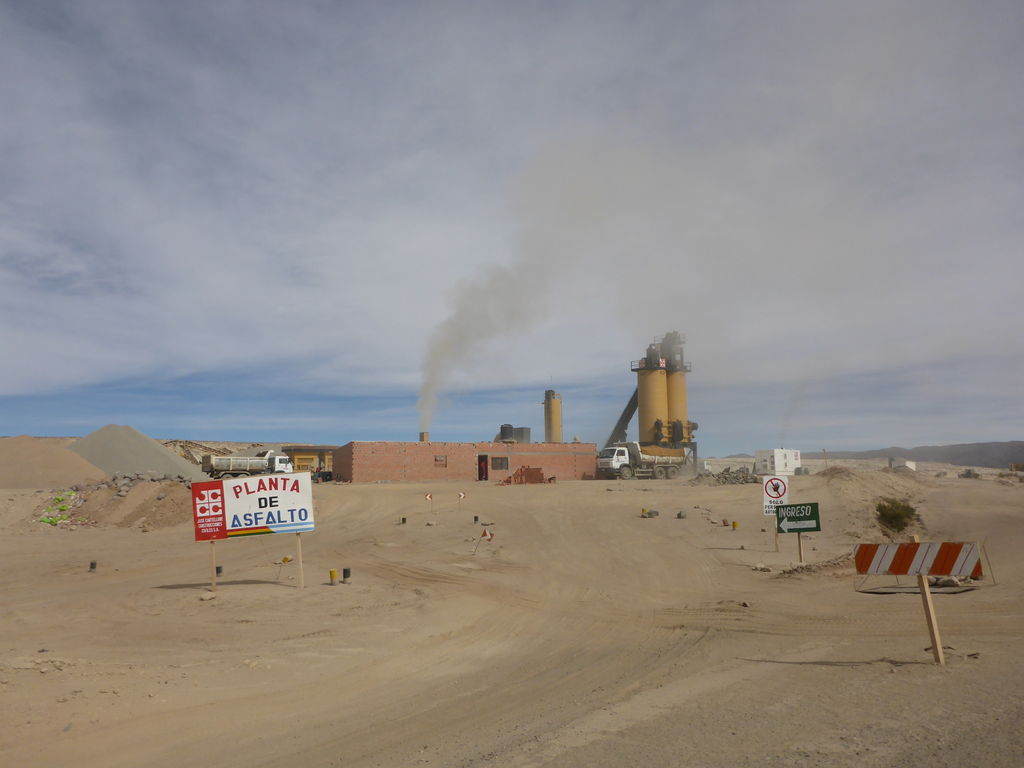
[416,140,619,431]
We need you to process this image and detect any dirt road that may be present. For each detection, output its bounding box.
[2,472,1022,767]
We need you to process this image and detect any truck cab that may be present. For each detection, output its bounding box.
[270,454,295,473]
[598,444,639,478]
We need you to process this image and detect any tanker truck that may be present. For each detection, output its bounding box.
[597,441,690,480]
[201,451,294,479]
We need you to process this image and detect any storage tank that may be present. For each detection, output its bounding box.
[636,342,669,444]
[513,427,531,444]
[499,424,514,442]
[666,369,687,432]
[544,390,563,443]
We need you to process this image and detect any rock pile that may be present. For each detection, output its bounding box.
[70,471,194,496]
[689,466,760,486]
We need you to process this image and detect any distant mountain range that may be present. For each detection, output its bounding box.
[817,442,1024,468]
[725,442,1024,468]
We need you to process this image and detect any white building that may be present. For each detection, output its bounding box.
[755,449,801,476]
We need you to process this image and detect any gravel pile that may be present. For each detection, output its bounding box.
[69,425,208,482]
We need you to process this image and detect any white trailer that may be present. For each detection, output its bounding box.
[202,451,294,479]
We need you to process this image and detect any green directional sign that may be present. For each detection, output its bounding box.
[775,502,821,534]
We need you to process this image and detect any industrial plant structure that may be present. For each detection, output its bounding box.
[605,331,698,465]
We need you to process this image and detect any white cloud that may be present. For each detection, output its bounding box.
[0,1,1020,448]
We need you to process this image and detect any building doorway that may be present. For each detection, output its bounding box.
[477,455,489,481]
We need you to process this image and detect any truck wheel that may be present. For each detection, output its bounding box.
[666,466,680,479]
[653,466,667,479]
[618,466,633,480]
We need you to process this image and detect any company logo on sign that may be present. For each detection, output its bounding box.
[192,481,227,541]
[194,488,223,516]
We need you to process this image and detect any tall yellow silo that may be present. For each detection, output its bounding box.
[635,343,669,444]
[662,331,692,443]
[666,369,688,439]
[544,389,563,443]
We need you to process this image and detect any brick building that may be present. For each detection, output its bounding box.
[332,441,597,483]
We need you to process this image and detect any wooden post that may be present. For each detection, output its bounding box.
[210,540,217,592]
[797,531,804,563]
[912,534,944,665]
[773,519,779,553]
[296,533,305,589]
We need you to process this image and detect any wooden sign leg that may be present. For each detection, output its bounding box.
[797,531,804,564]
[296,533,305,589]
[912,534,944,665]
[918,573,944,665]
[210,540,217,592]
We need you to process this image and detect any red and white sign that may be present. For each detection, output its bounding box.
[192,485,227,541]
[762,476,789,516]
[854,542,983,579]
[425,493,432,501]
[480,529,494,542]
[458,492,466,500]
[191,472,314,542]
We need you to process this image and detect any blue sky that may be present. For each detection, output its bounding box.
[1,1,1021,456]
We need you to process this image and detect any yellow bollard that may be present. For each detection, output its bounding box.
[329,568,338,586]
[732,520,738,530]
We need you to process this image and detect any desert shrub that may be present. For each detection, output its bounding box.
[876,497,918,532]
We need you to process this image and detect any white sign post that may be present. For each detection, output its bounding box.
[762,476,789,552]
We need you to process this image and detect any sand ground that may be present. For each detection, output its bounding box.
[2,470,1022,767]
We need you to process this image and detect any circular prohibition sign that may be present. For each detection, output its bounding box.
[763,477,788,499]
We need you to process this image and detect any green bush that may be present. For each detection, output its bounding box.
[876,498,918,532]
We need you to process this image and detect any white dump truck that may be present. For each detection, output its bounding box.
[201,451,294,479]
[598,441,688,480]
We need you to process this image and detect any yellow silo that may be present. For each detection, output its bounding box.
[636,341,670,444]
[544,390,563,443]
[666,369,688,439]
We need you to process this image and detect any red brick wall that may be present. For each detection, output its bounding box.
[330,441,597,483]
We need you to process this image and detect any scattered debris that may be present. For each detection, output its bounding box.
[775,552,854,577]
[752,563,772,572]
[640,508,660,518]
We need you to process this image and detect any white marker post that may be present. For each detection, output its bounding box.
[762,476,789,553]
[296,533,305,589]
